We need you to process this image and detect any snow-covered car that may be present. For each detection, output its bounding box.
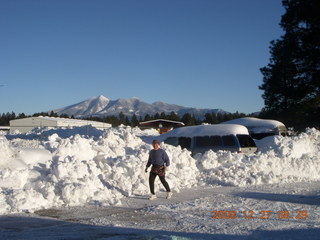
[222,117,288,140]
[158,124,257,155]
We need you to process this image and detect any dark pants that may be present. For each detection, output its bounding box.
[149,172,171,194]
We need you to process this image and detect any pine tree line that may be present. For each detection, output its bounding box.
[0,111,70,126]
[83,111,252,127]
[0,111,252,127]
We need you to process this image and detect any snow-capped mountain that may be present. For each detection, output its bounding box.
[54,95,110,117]
[53,95,227,119]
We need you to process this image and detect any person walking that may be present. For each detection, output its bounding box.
[145,139,172,200]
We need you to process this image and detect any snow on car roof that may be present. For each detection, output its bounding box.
[222,117,285,128]
[159,124,249,139]
[222,117,287,134]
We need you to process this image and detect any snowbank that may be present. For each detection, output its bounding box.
[0,126,320,214]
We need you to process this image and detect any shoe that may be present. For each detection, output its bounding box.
[166,192,172,199]
[148,194,157,200]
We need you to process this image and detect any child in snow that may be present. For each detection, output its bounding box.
[145,139,172,200]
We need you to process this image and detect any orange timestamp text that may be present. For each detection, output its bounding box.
[211,210,308,220]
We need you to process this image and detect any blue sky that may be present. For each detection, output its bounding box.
[0,0,284,115]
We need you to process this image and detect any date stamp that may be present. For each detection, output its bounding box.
[211,210,309,220]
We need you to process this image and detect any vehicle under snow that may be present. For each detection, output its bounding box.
[222,117,287,139]
[158,124,257,154]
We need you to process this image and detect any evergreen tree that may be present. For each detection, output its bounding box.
[0,113,6,125]
[160,112,167,119]
[0,112,17,125]
[125,116,131,126]
[144,114,152,122]
[49,111,58,117]
[259,0,320,129]
[105,115,119,127]
[204,113,213,124]
[168,111,180,121]
[10,111,16,121]
[17,113,27,119]
[59,113,70,118]
[154,113,160,119]
[33,112,49,117]
[118,112,126,125]
[211,113,218,124]
[131,114,139,127]
[181,113,196,126]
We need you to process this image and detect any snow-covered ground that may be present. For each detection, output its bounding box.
[1,126,320,239]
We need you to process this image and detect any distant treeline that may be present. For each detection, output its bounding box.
[0,111,253,127]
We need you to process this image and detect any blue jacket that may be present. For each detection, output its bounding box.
[146,148,170,168]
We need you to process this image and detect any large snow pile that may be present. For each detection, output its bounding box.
[0,126,320,214]
[196,128,320,186]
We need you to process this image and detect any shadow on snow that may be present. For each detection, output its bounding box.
[0,215,319,240]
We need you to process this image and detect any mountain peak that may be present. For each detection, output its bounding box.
[92,95,109,102]
[53,96,228,119]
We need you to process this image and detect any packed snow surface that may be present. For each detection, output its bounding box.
[1,126,320,215]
